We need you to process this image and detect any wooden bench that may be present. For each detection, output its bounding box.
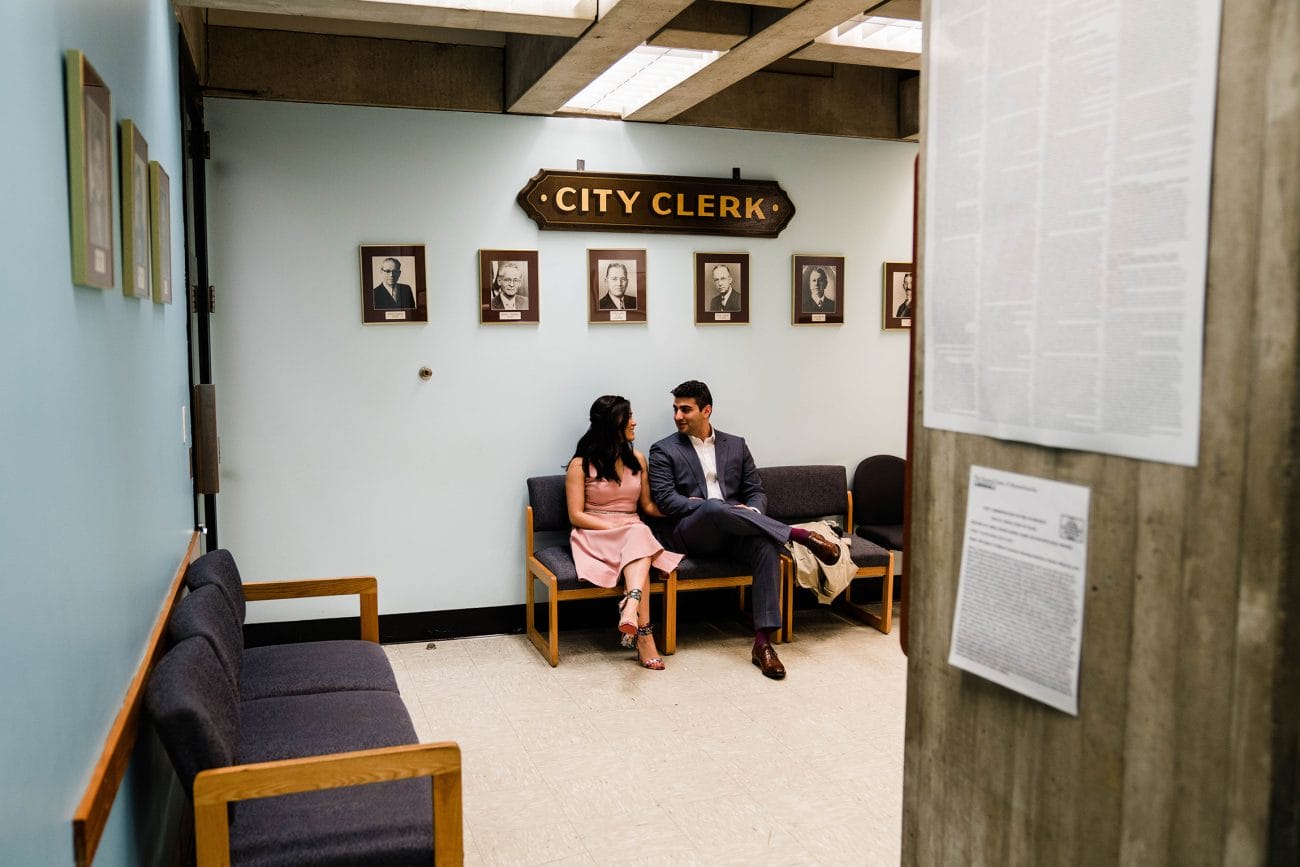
[146,549,463,866]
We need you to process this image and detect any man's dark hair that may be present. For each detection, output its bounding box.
[671,380,712,410]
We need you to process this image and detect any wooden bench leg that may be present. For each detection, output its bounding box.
[779,558,793,643]
[524,572,561,666]
[839,558,893,635]
[663,571,677,655]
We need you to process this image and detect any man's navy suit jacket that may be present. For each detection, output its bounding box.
[647,429,768,522]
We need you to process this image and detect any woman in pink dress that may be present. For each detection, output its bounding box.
[566,395,682,669]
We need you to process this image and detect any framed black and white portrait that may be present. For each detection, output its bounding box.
[479,250,539,324]
[883,261,914,330]
[359,244,427,324]
[588,249,646,324]
[694,253,749,325]
[792,254,844,325]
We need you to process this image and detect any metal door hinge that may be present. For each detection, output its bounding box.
[189,285,215,314]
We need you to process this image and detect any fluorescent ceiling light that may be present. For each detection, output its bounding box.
[819,15,922,54]
[563,45,724,117]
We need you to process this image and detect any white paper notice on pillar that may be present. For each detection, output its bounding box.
[922,0,1223,467]
[948,466,1091,716]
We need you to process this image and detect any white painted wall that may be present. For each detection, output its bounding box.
[206,100,917,621]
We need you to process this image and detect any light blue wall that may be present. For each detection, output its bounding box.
[205,100,918,621]
[0,1,193,862]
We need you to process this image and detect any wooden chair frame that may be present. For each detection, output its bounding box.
[842,491,895,633]
[193,742,463,867]
[243,575,381,642]
[525,505,672,666]
[661,560,789,654]
[781,492,895,640]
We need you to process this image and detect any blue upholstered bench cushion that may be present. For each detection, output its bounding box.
[232,690,431,866]
[185,548,247,623]
[674,556,751,580]
[146,636,240,791]
[856,523,904,551]
[849,534,892,568]
[169,583,245,691]
[241,641,398,700]
[533,544,582,588]
[169,582,399,700]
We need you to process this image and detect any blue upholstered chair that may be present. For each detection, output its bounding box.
[761,465,895,637]
[524,474,671,665]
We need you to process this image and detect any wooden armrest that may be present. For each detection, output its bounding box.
[193,742,463,867]
[241,576,376,600]
[242,577,379,642]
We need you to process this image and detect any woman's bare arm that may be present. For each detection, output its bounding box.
[566,458,617,530]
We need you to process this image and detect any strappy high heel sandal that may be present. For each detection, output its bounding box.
[634,623,665,671]
[618,589,641,642]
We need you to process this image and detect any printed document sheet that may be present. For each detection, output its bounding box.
[922,0,1222,466]
[949,466,1091,715]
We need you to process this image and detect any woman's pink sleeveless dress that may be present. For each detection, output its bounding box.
[570,469,683,588]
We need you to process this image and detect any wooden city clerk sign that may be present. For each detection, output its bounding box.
[516,170,795,238]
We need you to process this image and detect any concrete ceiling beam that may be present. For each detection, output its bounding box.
[176,0,597,39]
[625,0,875,122]
[506,0,696,116]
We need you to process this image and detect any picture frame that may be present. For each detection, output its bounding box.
[883,261,914,331]
[479,250,539,324]
[588,249,647,324]
[120,120,151,299]
[149,162,172,304]
[694,253,749,325]
[792,254,845,324]
[359,244,428,324]
[64,50,114,289]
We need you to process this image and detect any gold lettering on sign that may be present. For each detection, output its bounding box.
[616,190,640,214]
[517,170,794,237]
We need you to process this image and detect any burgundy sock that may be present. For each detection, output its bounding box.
[788,527,811,544]
[754,629,771,646]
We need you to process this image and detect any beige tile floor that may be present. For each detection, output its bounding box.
[384,606,907,866]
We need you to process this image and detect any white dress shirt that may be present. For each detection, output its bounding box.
[688,431,724,500]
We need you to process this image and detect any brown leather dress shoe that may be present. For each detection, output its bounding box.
[801,531,842,566]
[751,642,787,679]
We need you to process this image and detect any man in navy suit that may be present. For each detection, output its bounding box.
[648,380,841,679]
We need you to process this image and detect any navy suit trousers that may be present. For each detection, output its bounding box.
[670,499,789,631]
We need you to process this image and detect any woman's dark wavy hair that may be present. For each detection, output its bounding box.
[573,395,639,483]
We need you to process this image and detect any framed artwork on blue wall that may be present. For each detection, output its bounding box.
[64,50,114,289]
[120,120,151,299]
[149,162,172,304]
